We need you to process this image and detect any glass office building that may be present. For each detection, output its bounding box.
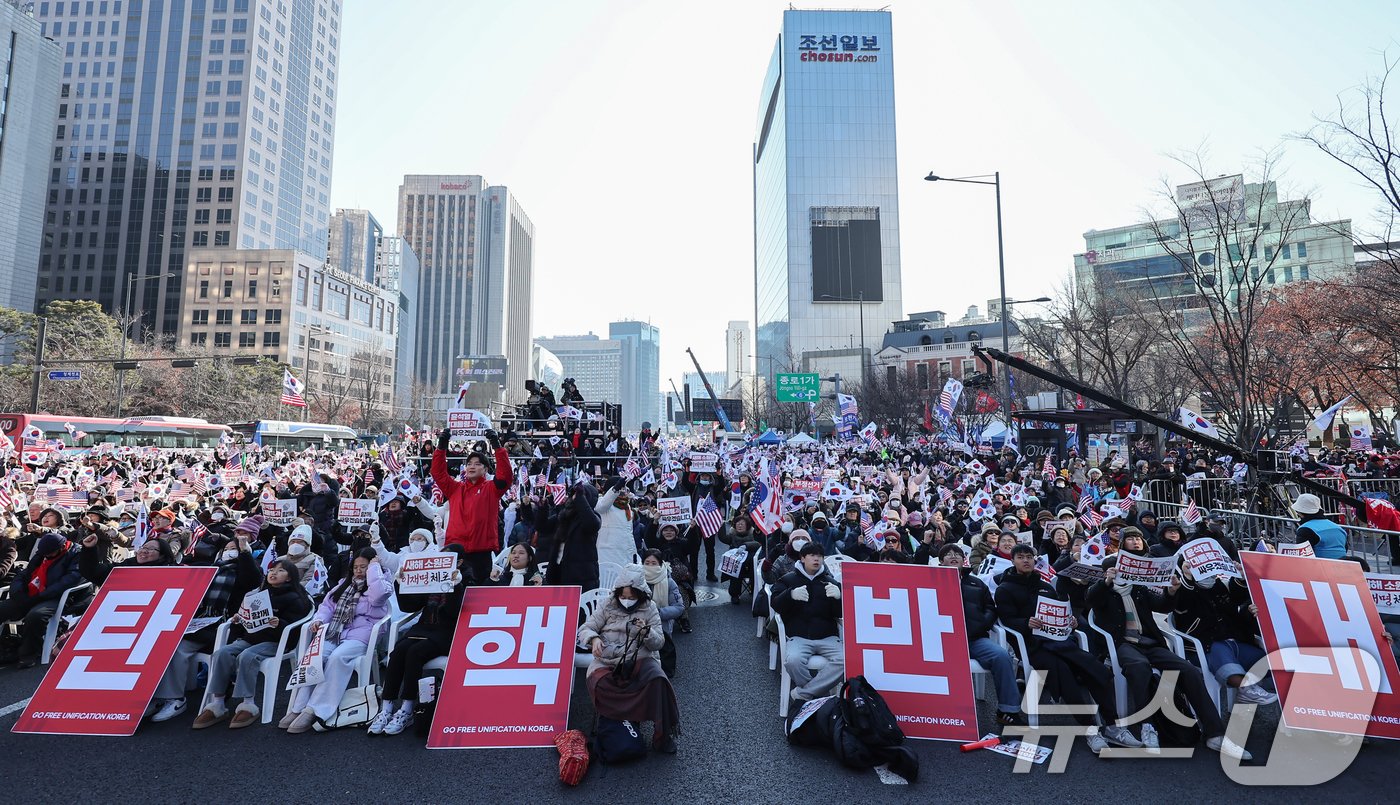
[753,9,903,379]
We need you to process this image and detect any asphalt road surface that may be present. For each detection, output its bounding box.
[1,580,1394,804]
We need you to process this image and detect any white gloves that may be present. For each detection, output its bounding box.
[824,583,841,600]
[791,585,810,602]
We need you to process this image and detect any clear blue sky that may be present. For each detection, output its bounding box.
[330,0,1398,390]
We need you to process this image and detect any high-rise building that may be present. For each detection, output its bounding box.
[609,320,660,431]
[533,334,622,406]
[725,320,750,388]
[33,0,340,338]
[328,208,381,284]
[377,234,419,412]
[753,9,903,381]
[1074,176,1354,305]
[397,175,534,402]
[682,371,729,401]
[0,1,61,316]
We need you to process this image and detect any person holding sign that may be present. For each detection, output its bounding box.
[193,536,312,729]
[1172,559,1278,706]
[995,544,1141,754]
[1086,544,1248,758]
[431,428,513,585]
[282,549,391,733]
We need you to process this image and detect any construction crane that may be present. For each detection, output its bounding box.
[685,348,735,433]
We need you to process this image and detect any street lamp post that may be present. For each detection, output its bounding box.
[818,291,866,383]
[116,271,177,418]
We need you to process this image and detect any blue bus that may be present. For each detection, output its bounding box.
[227,420,360,451]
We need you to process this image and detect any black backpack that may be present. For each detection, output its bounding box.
[592,716,648,763]
[786,694,919,780]
[839,676,904,748]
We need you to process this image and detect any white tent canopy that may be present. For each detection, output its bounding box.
[786,432,818,446]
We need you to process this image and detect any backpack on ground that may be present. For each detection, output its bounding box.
[839,675,904,747]
[592,716,647,763]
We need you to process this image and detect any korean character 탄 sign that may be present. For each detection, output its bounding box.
[428,585,581,749]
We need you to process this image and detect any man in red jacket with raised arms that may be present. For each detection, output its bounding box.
[431,428,513,584]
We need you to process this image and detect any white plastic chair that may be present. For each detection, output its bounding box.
[999,621,1091,728]
[597,561,624,591]
[41,581,93,665]
[1162,612,1231,717]
[575,587,610,671]
[773,610,844,718]
[1086,610,1131,718]
[823,554,850,581]
[753,551,767,638]
[198,612,314,723]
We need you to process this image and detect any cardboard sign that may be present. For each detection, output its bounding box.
[656,496,692,528]
[286,627,325,689]
[428,585,581,749]
[1057,562,1106,584]
[337,498,376,526]
[447,408,491,438]
[1365,573,1400,616]
[1180,537,1240,582]
[688,452,718,474]
[719,546,749,578]
[13,566,216,736]
[840,563,979,743]
[1242,552,1400,740]
[1276,542,1315,558]
[1032,596,1072,641]
[980,732,1054,765]
[261,498,297,526]
[1114,553,1177,588]
[783,478,821,507]
[397,551,459,594]
[237,589,274,632]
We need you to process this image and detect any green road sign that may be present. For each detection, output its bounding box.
[774,372,820,402]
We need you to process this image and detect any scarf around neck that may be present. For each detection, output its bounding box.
[325,575,367,642]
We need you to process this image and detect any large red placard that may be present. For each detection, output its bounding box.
[13,566,216,736]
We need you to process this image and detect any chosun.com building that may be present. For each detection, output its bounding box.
[753,9,904,384]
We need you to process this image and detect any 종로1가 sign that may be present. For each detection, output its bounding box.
[14,566,216,736]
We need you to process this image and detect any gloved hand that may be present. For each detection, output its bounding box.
[437,429,451,452]
[824,583,841,600]
[609,476,626,492]
[483,429,500,449]
[791,585,810,602]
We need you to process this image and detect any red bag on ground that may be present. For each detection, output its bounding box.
[556,729,590,786]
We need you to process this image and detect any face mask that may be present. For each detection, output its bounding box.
[792,539,808,553]
[1197,574,1217,589]
[619,597,638,609]
[288,543,307,556]
[410,539,428,552]
[211,511,225,521]
[781,522,794,534]
[221,549,239,562]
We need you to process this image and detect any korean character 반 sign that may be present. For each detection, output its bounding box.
[840,563,979,742]
[14,566,216,737]
[428,585,581,749]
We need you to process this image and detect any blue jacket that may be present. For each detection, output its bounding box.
[10,543,85,604]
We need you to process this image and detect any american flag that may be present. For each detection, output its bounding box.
[187,520,208,555]
[362,466,374,488]
[1181,498,1202,526]
[1077,488,1093,513]
[938,486,953,507]
[280,368,307,407]
[1035,554,1058,583]
[695,496,724,538]
[382,450,403,475]
[622,456,642,480]
[547,483,567,505]
[0,481,13,510]
[1042,453,1055,476]
[53,488,88,508]
[1079,505,1103,530]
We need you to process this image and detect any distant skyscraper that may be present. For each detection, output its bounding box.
[328,209,382,284]
[610,320,660,431]
[725,320,750,388]
[533,334,622,405]
[398,175,534,401]
[376,234,419,410]
[0,1,61,316]
[33,0,340,337]
[753,9,903,379]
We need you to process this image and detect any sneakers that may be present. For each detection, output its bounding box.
[229,701,259,729]
[278,710,301,730]
[150,698,187,723]
[192,700,229,729]
[1139,722,1160,754]
[367,706,394,735]
[287,709,319,734]
[1085,730,1109,755]
[383,707,414,736]
[1235,684,1278,705]
[1206,735,1254,761]
[1102,725,1145,748]
[995,711,1028,727]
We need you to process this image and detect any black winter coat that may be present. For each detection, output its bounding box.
[1171,576,1259,649]
[543,484,601,590]
[229,574,313,646]
[958,567,998,641]
[771,567,842,641]
[400,580,468,642]
[994,567,1065,648]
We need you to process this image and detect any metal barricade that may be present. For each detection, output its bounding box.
[1349,478,1400,501]
[1138,498,1188,522]
[1142,477,1243,511]
[1210,508,1397,573]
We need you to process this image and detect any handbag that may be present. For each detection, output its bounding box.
[312,684,380,731]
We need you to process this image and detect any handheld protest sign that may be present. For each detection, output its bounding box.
[397,552,459,594]
[337,498,376,526]
[427,585,581,748]
[1032,596,1072,641]
[840,562,979,743]
[1242,552,1400,740]
[13,566,216,736]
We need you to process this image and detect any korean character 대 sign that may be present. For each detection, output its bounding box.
[428,585,581,748]
[840,563,979,742]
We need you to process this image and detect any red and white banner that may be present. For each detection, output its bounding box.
[13,566,216,736]
[1242,553,1400,740]
[840,563,979,743]
[428,585,581,749]
[336,498,376,526]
